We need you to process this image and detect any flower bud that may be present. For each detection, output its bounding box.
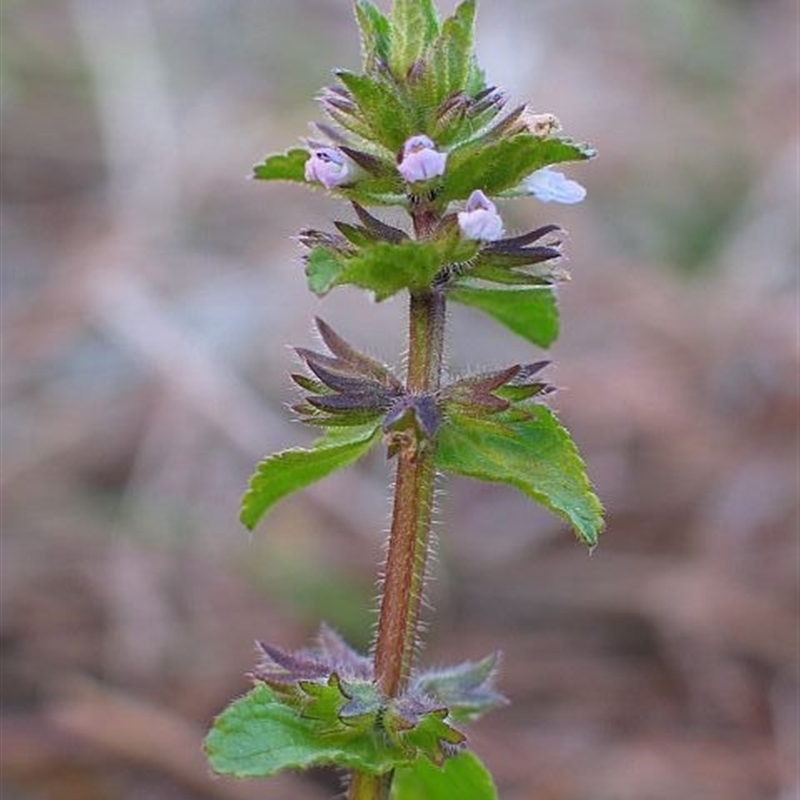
[457,190,505,242]
[397,134,447,183]
[523,166,586,204]
[304,146,357,189]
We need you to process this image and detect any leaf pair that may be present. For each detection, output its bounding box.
[205,683,495,799]
[241,318,603,545]
[206,625,505,781]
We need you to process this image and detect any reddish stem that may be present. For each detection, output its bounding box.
[347,289,446,800]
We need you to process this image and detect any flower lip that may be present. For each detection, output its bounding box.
[397,134,447,183]
[401,134,436,157]
[457,189,505,242]
[304,146,355,189]
[523,166,586,204]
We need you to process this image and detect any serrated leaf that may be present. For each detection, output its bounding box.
[337,240,445,300]
[449,284,559,348]
[464,56,486,97]
[435,407,604,546]
[205,684,409,777]
[427,0,477,104]
[336,71,414,151]
[252,148,309,182]
[442,135,593,203]
[306,246,346,296]
[392,750,498,800]
[355,1,391,69]
[394,708,466,765]
[389,0,440,79]
[240,422,382,530]
[298,675,383,734]
[298,674,352,730]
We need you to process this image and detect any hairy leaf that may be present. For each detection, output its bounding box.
[355,1,391,69]
[305,246,346,296]
[336,71,414,151]
[449,284,559,348]
[240,423,382,530]
[338,240,445,300]
[389,0,440,80]
[205,685,407,777]
[443,135,594,202]
[436,407,604,546]
[301,675,383,733]
[427,0,477,104]
[252,148,309,182]
[392,750,497,800]
[389,707,465,765]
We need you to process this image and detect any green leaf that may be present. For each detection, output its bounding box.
[205,684,408,777]
[300,674,382,733]
[392,750,498,800]
[305,246,346,296]
[443,135,594,203]
[355,1,391,69]
[252,148,308,182]
[389,0,440,79]
[335,221,378,248]
[427,0,477,104]
[467,261,565,287]
[240,422,382,530]
[436,407,604,546]
[449,284,559,348]
[337,239,445,300]
[336,71,414,151]
[313,423,382,448]
[389,708,465,765]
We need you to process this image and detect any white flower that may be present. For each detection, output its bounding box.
[304,147,357,189]
[523,166,586,204]
[397,134,447,183]
[457,190,505,242]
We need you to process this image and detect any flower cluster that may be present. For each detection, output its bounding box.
[251,624,506,765]
[304,130,586,241]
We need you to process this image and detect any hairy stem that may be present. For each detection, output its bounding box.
[347,289,446,800]
[374,289,445,696]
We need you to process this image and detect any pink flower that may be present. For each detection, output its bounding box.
[457,190,505,242]
[397,134,447,183]
[523,167,586,204]
[304,147,357,188]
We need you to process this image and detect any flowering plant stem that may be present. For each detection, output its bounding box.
[204,4,604,796]
[349,288,446,800]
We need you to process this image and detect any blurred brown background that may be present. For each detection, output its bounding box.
[1,1,798,799]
